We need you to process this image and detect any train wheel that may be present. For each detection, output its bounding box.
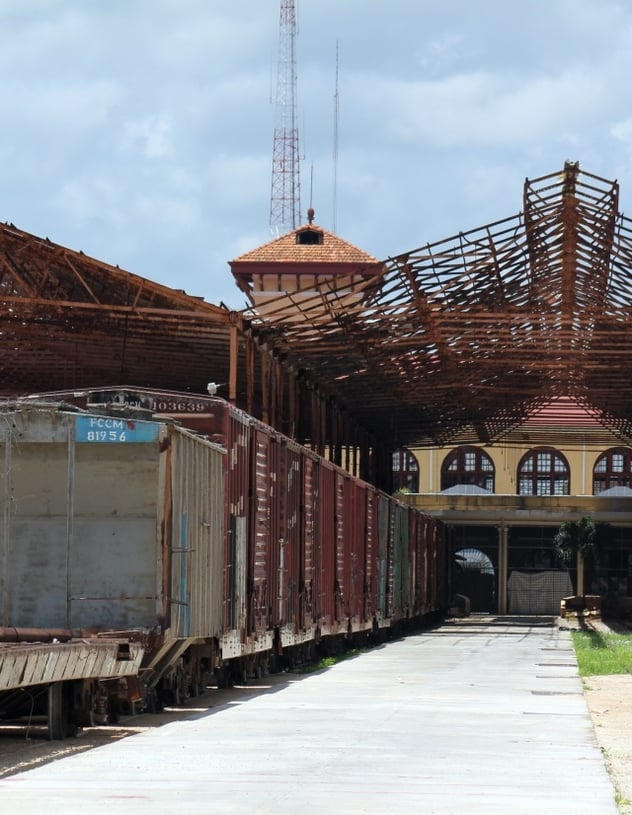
[47,682,77,740]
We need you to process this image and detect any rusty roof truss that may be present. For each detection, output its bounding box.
[248,163,632,447]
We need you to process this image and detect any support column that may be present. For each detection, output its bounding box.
[245,335,255,416]
[319,394,327,458]
[310,388,320,454]
[261,353,270,426]
[577,552,585,597]
[288,368,297,440]
[498,522,509,614]
[228,321,239,405]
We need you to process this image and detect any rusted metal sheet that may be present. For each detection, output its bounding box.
[391,504,410,619]
[268,434,283,630]
[339,474,357,621]
[416,512,440,616]
[224,406,251,632]
[283,442,303,629]
[0,409,162,631]
[429,520,441,613]
[375,495,390,620]
[251,426,272,633]
[349,483,368,623]
[334,471,347,622]
[364,488,377,623]
[316,462,337,630]
[0,404,225,646]
[301,453,315,628]
[0,627,72,643]
[0,639,144,692]
[409,511,425,615]
[4,390,445,679]
[169,429,224,640]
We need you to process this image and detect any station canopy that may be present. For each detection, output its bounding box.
[246,163,632,448]
[0,224,235,396]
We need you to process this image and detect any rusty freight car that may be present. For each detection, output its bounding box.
[16,387,445,703]
[0,400,225,732]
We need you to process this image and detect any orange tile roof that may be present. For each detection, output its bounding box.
[232,224,381,266]
[521,397,604,428]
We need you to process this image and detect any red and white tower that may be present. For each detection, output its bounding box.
[269,0,301,233]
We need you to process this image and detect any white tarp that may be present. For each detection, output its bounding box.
[508,570,573,615]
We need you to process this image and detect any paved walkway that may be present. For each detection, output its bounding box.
[0,617,619,814]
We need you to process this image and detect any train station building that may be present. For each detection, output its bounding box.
[3,161,632,620]
[229,162,632,618]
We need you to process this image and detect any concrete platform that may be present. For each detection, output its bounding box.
[0,617,619,814]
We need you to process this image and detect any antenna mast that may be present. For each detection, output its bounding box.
[269,0,301,233]
[332,40,339,234]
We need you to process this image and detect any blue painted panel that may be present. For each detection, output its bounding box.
[75,415,159,443]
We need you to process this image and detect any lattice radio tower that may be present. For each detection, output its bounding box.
[269,0,301,233]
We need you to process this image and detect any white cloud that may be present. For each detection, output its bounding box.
[54,176,126,231]
[0,0,632,313]
[612,118,632,146]
[122,115,175,160]
[366,70,606,149]
[3,79,121,131]
[206,153,270,210]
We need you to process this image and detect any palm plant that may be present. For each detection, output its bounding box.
[554,516,597,566]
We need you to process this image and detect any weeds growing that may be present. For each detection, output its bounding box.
[572,630,632,676]
[296,647,366,674]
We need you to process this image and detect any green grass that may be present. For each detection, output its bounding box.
[295,647,366,674]
[572,630,632,676]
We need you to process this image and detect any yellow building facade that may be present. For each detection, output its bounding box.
[407,408,632,617]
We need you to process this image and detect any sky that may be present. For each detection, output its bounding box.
[2,0,632,310]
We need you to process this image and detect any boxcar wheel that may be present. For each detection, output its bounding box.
[47,682,77,740]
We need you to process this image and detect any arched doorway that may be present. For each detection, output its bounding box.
[454,548,496,612]
[450,526,498,612]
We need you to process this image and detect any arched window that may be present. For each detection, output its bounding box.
[392,448,419,492]
[517,448,569,496]
[593,448,632,494]
[441,446,494,492]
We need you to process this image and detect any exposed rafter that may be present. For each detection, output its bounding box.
[0,222,235,396]
[248,163,632,447]
[5,163,632,453]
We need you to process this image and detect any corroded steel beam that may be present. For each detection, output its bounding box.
[245,163,632,447]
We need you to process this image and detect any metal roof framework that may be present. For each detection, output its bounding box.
[247,163,632,448]
[5,163,632,454]
[0,219,389,480]
[0,223,238,396]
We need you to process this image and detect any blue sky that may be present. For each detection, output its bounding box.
[1,0,632,308]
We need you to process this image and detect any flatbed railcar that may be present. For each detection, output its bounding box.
[3,387,444,731]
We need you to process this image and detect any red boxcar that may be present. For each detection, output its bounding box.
[23,386,445,680]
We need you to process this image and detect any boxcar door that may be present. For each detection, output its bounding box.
[334,471,348,623]
[250,428,272,634]
[391,504,410,620]
[229,515,247,632]
[301,455,315,630]
[284,444,303,629]
[318,463,337,629]
[364,488,377,623]
[348,481,368,624]
[225,408,251,633]
[376,495,390,619]
[268,434,285,630]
